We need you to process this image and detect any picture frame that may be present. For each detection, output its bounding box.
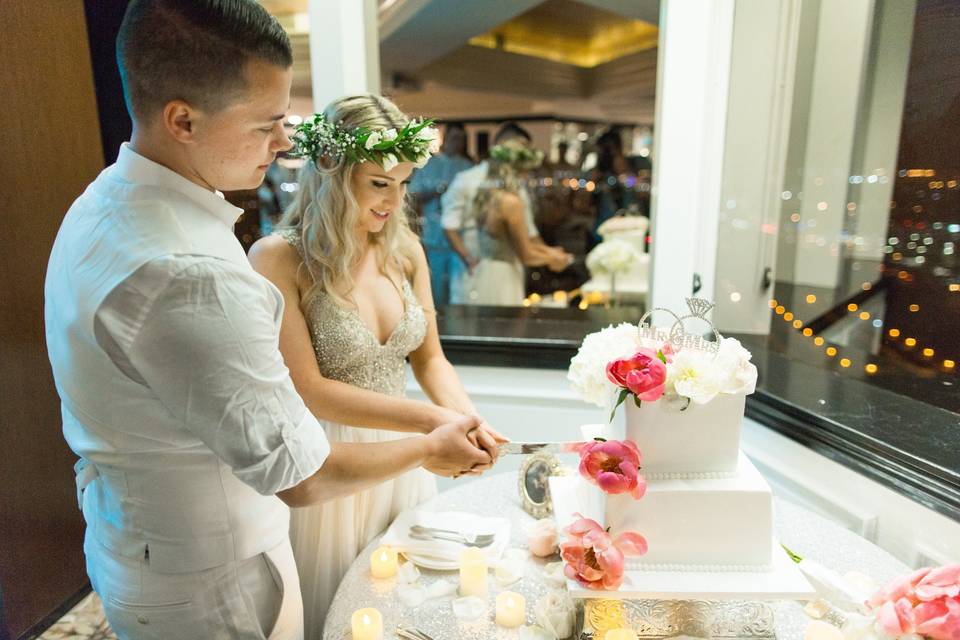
[518,452,562,519]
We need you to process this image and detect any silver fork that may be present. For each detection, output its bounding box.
[408,530,495,547]
[408,525,496,545]
[396,625,435,640]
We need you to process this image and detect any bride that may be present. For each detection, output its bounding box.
[248,94,504,636]
[464,140,573,305]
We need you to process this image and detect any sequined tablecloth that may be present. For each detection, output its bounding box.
[322,471,908,640]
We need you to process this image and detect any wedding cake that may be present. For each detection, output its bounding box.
[555,299,813,599]
[582,216,650,303]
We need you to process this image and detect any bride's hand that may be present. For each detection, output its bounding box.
[463,420,509,475]
[423,415,491,477]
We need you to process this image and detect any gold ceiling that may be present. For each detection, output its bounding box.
[468,0,658,69]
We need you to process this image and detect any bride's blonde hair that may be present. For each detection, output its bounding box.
[471,157,524,229]
[279,94,419,310]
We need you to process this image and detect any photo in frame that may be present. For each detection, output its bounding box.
[518,452,562,519]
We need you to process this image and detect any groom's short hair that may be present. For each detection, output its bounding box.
[117,0,293,121]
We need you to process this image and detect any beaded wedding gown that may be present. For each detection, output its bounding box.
[278,230,437,638]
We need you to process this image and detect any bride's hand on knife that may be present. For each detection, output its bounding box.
[423,415,492,477]
[463,419,508,475]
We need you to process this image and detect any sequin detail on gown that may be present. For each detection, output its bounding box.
[276,229,435,638]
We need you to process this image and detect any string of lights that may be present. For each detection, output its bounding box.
[768,294,956,374]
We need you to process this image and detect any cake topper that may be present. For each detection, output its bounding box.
[637,297,723,354]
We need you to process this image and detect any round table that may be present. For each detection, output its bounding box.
[323,472,908,640]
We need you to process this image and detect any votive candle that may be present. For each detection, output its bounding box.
[369,546,398,579]
[606,629,639,640]
[350,608,383,640]
[458,547,488,597]
[495,591,526,628]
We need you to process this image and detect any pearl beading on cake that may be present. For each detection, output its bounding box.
[643,470,738,480]
[626,561,773,572]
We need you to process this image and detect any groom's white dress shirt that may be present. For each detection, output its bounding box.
[45,144,330,636]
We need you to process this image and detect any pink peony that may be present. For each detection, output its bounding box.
[865,563,960,640]
[560,514,647,591]
[578,439,646,500]
[916,564,960,601]
[915,597,960,640]
[606,349,667,402]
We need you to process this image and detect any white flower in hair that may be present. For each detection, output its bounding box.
[414,155,430,169]
[365,131,382,149]
[417,126,440,142]
[382,128,398,141]
[382,153,399,172]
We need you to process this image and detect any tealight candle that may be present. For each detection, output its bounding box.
[606,629,639,640]
[350,608,382,640]
[458,547,488,597]
[369,545,398,579]
[495,591,526,628]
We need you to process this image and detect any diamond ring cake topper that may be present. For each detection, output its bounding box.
[637,297,723,354]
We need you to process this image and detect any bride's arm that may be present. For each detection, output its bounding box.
[406,242,506,446]
[498,193,571,271]
[248,235,458,434]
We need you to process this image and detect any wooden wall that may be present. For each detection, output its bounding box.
[0,2,104,637]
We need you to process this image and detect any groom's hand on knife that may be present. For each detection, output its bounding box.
[423,415,492,477]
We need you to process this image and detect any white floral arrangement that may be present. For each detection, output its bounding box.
[567,322,758,411]
[293,113,440,171]
[585,239,642,276]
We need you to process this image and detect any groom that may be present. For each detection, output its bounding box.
[44,1,495,638]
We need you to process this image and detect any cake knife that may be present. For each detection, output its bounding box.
[498,441,590,455]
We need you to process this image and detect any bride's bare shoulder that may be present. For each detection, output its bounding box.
[248,234,301,284]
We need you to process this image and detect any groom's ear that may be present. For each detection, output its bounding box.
[162,100,199,144]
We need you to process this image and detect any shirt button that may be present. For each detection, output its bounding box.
[137,615,149,624]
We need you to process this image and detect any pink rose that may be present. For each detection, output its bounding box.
[865,563,960,640]
[606,349,667,402]
[527,518,559,558]
[578,439,646,500]
[867,567,931,609]
[559,514,647,591]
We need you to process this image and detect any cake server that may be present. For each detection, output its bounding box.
[497,441,589,455]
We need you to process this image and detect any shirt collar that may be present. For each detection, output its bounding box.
[114,142,244,227]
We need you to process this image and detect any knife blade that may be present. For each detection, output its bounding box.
[497,441,590,455]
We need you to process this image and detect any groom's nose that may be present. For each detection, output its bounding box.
[271,127,294,154]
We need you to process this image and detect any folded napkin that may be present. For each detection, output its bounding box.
[380,509,511,569]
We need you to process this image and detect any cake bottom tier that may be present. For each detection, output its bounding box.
[606,454,773,570]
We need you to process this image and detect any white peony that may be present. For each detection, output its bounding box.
[382,153,399,172]
[364,130,382,149]
[567,323,642,408]
[714,337,758,395]
[667,349,722,404]
[585,239,641,276]
[382,128,398,141]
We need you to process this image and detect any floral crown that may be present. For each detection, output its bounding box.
[489,140,544,170]
[292,113,441,172]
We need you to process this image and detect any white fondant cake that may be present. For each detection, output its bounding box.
[624,392,745,475]
[607,454,773,569]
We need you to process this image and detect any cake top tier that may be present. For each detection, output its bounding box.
[568,298,758,413]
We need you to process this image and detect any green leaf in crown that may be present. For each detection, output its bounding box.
[292,113,440,170]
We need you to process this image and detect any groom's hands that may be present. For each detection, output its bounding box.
[423,415,494,478]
